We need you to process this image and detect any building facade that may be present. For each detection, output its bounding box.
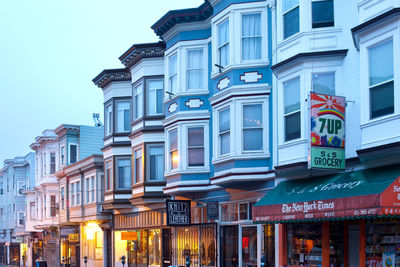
[0,152,35,266]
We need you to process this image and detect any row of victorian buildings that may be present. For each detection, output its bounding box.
[2,0,400,267]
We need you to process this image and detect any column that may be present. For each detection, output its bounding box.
[102,229,108,267]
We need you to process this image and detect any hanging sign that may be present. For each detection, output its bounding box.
[166,200,191,226]
[207,201,219,220]
[68,234,79,242]
[309,93,346,170]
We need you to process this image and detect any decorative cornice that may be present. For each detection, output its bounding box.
[54,124,80,137]
[351,8,400,50]
[162,19,211,42]
[92,68,131,89]
[118,42,165,69]
[152,1,213,38]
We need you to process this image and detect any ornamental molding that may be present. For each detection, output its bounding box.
[217,77,230,90]
[240,71,263,83]
[168,102,178,114]
[185,98,204,109]
[162,19,211,42]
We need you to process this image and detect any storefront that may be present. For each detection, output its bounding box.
[253,165,400,267]
[60,226,80,267]
[220,201,265,267]
[114,209,168,267]
[81,222,103,267]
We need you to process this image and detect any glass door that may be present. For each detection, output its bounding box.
[241,226,257,267]
[221,225,238,267]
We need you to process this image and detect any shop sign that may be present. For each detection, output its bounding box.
[60,228,77,236]
[207,201,219,220]
[367,257,382,267]
[309,93,345,170]
[121,232,137,240]
[166,200,191,226]
[68,234,79,242]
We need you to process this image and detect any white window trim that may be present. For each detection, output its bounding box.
[105,103,113,136]
[68,143,79,165]
[360,28,399,125]
[165,121,210,176]
[60,186,65,210]
[70,180,81,207]
[212,96,269,164]
[17,212,25,226]
[116,156,132,189]
[133,83,144,120]
[146,79,164,116]
[85,175,96,204]
[211,1,269,78]
[164,40,209,100]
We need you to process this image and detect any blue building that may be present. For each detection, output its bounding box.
[152,1,275,266]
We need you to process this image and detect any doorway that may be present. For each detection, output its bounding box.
[348,225,360,267]
[221,225,238,267]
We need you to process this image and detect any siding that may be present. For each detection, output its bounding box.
[79,126,104,159]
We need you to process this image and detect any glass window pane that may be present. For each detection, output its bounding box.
[370,81,394,119]
[284,77,300,114]
[188,127,204,147]
[135,150,142,183]
[135,84,143,119]
[187,49,203,69]
[187,70,204,89]
[243,129,263,151]
[149,146,164,181]
[284,6,299,39]
[220,132,230,155]
[312,72,335,95]
[287,224,322,265]
[218,20,229,46]
[242,227,258,267]
[242,14,261,37]
[118,158,131,189]
[283,0,299,12]
[312,0,334,28]
[171,150,178,169]
[117,101,130,132]
[239,203,248,220]
[242,14,261,60]
[148,80,163,115]
[219,108,230,133]
[285,111,301,141]
[243,104,262,128]
[170,130,177,151]
[188,148,205,167]
[369,40,393,86]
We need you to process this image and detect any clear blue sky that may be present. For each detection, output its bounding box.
[0,0,204,166]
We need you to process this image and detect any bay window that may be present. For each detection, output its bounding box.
[85,178,90,203]
[169,54,178,94]
[284,77,301,141]
[312,0,334,28]
[69,144,77,164]
[116,157,131,189]
[134,84,143,119]
[86,176,95,203]
[243,104,263,151]
[241,13,261,61]
[105,104,113,135]
[187,49,204,90]
[50,153,56,174]
[76,181,81,205]
[71,183,75,206]
[368,39,394,119]
[116,101,130,132]
[169,130,178,170]
[218,20,229,67]
[312,72,335,96]
[188,127,205,167]
[283,0,299,39]
[147,145,164,181]
[134,149,143,184]
[147,80,163,116]
[90,176,95,202]
[219,108,230,156]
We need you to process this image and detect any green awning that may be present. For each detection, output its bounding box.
[253,165,400,223]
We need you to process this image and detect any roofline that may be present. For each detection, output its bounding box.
[119,41,166,62]
[351,8,400,50]
[271,49,348,73]
[92,68,131,89]
[151,1,213,38]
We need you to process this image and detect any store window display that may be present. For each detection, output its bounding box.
[287,224,322,266]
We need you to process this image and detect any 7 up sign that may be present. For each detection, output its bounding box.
[309,93,346,170]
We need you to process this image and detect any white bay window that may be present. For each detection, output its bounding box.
[219,108,231,156]
[105,104,112,135]
[284,77,301,142]
[188,127,205,167]
[187,49,204,90]
[147,80,163,116]
[218,20,230,67]
[116,101,130,132]
[134,83,143,119]
[243,104,263,151]
[168,54,178,95]
[241,13,261,61]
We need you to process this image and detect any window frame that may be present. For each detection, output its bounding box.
[283,76,301,142]
[133,82,144,120]
[70,180,81,206]
[146,78,164,116]
[218,106,231,157]
[104,103,113,136]
[311,71,336,96]
[311,0,334,29]
[133,148,143,184]
[217,19,230,67]
[146,143,165,182]
[187,126,205,167]
[186,48,206,90]
[241,12,262,62]
[50,152,56,174]
[241,102,264,153]
[69,143,78,164]
[105,159,113,192]
[18,212,25,226]
[115,99,131,133]
[282,0,300,39]
[168,53,178,96]
[116,156,132,190]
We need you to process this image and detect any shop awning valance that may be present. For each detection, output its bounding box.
[253,165,400,223]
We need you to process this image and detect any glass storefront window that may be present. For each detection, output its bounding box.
[263,225,275,267]
[329,223,344,267]
[149,229,162,267]
[242,227,257,267]
[221,225,239,267]
[366,221,400,267]
[287,224,322,266]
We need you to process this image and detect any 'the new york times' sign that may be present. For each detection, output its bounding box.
[166,200,191,226]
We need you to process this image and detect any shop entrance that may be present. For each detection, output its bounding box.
[348,225,359,267]
[127,231,148,267]
[221,225,238,267]
[162,229,172,267]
